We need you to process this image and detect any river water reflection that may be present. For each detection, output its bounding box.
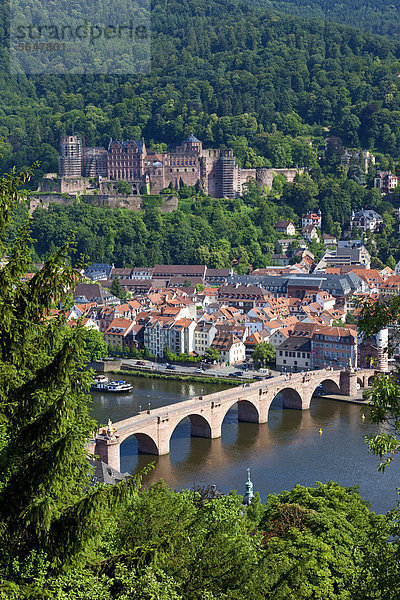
[90,375,400,515]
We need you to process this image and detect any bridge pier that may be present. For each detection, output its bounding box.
[339,370,358,396]
[156,436,170,456]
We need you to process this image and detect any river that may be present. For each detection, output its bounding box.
[90,375,400,515]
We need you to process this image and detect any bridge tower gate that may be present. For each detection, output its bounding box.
[95,436,121,472]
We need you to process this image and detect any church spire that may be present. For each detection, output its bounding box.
[242,468,254,506]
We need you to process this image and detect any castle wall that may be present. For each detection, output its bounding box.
[29,193,177,213]
[254,168,302,191]
[149,158,201,193]
[55,134,304,200]
[60,177,92,194]
[99,181,142,196]
[239,168,257,194]
[39,175,61,193]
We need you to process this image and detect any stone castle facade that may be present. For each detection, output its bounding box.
[56,134,300,198]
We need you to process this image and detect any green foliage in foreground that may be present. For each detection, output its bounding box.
[0,167,139,591]
[358,296,400,472]
[63,326,107,363]
[1,480,396,599]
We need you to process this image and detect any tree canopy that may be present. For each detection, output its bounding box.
[0,167,137,593]
[358,297,400,471]
[252,342,276,367]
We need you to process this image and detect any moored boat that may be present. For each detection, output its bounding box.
[91,379,133,393]
[92,375,109,386]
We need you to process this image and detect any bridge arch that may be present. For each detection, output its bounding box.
[312,378,341,397]
[220,396,260,427]
[169,412,213,445]
[269,387,303,411]
[368,375,375,386]
[120,432,159,455]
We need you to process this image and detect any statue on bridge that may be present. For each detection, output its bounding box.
[106,418,115,439]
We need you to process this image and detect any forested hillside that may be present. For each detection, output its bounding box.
[3,0,400,181]
[261,0,400,42]
[16,174,396,271]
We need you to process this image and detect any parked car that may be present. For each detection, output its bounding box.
[233,371,244,377]
[253,376,263,381]
[136,360,146,366]
[167,365,177,370]
[195,368,205,373]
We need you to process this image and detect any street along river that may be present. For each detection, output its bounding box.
[90,375,400,515]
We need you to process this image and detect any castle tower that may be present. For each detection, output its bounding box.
[181,131,202,154]
[59,135,83,177]
[216,149,235,198]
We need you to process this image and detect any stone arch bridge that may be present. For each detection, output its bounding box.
[91,368,374,472]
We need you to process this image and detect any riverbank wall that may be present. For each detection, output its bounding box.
[109,368,242,386]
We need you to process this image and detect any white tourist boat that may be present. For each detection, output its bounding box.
[91,378,133,393]
[92,375,109,386]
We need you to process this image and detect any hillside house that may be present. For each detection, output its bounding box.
[275,220,296,235]
[350,209,383,233]
[302,211,322,229]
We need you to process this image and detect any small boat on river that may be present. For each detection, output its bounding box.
[92,375,109,385]
[91,378,133,393]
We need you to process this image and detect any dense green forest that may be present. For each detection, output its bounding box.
[3,0,400,182]
[262,0,400,42]
[3,0,400,269]
[19,174,399,270]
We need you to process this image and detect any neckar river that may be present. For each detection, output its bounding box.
[90,375,400,515]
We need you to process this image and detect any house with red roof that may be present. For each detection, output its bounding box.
[104,318,137,352]
[311,325,357,369]
[143,315,196,357]
[210,333,246,365]
[302,211,322,229]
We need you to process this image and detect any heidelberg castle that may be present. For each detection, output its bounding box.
[53,133,299,198]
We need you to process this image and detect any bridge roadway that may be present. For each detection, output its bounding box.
[91,368,374,472]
